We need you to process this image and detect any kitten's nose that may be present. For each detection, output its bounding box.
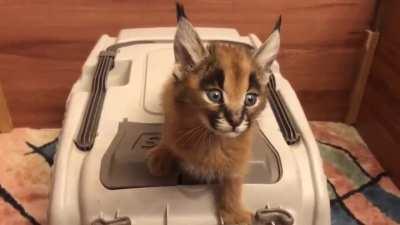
[229,111,242,129]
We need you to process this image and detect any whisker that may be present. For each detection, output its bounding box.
[188,129,203,145]
[176,125,203,145]
[175,126,201,144]
[194,127,206,146]
[197,125,211,148]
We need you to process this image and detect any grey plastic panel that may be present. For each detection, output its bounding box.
[100,120,281,189]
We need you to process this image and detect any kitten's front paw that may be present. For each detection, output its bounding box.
[220,209,253,225]
[147,147,174,176]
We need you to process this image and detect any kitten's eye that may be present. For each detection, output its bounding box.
[206,89,223,103]
[245,93,258,106]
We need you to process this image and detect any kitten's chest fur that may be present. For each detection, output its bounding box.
[177,134,252,181]
[162,97,252,180]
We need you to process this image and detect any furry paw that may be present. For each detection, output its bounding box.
[220,209,253,225]
[147,146,174,176]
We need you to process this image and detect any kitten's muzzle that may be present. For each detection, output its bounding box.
[225,109,244,130]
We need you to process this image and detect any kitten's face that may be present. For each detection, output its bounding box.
[179,44,268,137]
[173,17,280,138]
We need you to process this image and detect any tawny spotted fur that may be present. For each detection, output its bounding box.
[147,15,281,225]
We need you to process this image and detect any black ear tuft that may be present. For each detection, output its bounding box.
[176,2,188,22]
[273,15,282,31]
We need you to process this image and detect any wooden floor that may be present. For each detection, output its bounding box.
[0,0,377,127]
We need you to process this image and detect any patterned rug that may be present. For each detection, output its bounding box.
[311,122,400,225]
[0,122,399,225]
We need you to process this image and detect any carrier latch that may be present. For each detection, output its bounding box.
[254,206,294,225]
[91,216,131,225]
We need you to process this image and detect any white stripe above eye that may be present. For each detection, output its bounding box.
[222,92,229,104]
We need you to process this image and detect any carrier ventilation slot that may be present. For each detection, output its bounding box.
[75,50,116,151]
[267,74,300,145]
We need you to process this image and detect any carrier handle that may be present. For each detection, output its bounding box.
[74,50,115,151]
[267,73,300,145]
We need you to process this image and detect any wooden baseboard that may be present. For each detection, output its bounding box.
[0,83,13,132]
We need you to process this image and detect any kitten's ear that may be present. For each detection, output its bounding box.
[174,17,207,70]
[253,16,281,70]
[176,2,187,21]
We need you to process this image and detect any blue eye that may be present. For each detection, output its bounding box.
[206,89,223,103]
[245,93,258,106]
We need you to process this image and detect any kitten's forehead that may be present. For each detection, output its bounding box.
[215,44,252,67]
[213,44,255,107]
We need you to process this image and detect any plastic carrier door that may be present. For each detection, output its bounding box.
[144,47,174,115]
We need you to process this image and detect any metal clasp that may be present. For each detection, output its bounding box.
[254,206,294,225]
[91,216,131,225]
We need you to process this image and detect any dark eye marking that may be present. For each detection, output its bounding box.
[200,68,225,89]
[213,68,225,89]
[207,110,220,130]
[220,104,234,126]
[249,71,261,91]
